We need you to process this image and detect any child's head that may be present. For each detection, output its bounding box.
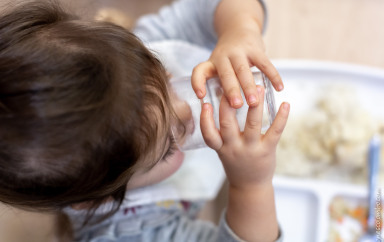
[0,0,184,213]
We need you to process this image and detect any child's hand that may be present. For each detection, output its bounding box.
[192,16,283,109]
[200,87,289,189]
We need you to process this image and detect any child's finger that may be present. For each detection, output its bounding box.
[229,55,259,107]
[200,103,222,150]
[219,95,240,143]
[263,102,290,147]
[250,52,284,92]
[243,86,264,142]
[191,61,216,99]
[215,58,243,109]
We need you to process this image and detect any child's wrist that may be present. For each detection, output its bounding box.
[226,180,278,241]
[217,14,263,37]
[228,179,274,194]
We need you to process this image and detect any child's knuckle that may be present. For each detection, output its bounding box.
[192,64,203,74]
[219,119,233,129]
[203,135,215,146]
[244,83,256,90]
[258,57,270,71]
[219,70,233,82]
[235,64,248,74]
[247,119,260,129]
[272,126,284,135]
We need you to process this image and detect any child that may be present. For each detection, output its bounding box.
[0,0,289,241]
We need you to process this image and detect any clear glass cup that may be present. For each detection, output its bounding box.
[170,71,276,151]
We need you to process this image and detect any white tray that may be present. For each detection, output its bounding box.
[271,60,384,242]
[274,176,367,242]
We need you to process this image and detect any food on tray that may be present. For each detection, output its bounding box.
[328,196,384,241]
[276,85,384,184]
[329,197,366,241]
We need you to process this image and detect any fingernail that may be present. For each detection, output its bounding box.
[283,102,289,110]
[248,95,257,104]
[233,97,242,107]
[257,86,262,94]
[203,103,211,114]
[278,84,284,91]
[197,90,203,98]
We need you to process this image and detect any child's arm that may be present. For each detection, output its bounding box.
[133,0,222,49]
[200,87,289,241]
[192,0,283,109]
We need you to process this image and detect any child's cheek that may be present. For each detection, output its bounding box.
[165,150,184,176]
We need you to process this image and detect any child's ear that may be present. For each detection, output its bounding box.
[94,8,133,30]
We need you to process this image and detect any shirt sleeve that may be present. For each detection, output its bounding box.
[70,204,283,242]
[143,211,283,242]
[133,0,268,50]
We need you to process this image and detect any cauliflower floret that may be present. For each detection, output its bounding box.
[276,84,384,184]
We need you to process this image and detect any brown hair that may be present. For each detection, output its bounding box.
[0,0,172,217]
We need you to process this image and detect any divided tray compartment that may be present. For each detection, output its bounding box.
[270,60,384,241]
[274,175,369,242]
